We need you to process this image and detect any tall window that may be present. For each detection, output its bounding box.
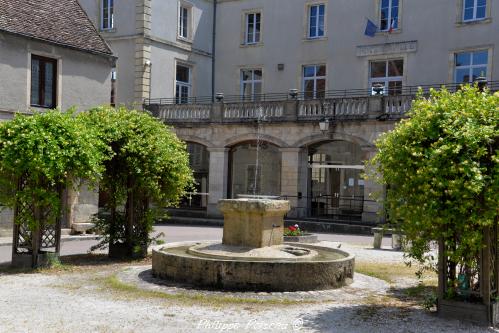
[455,50,488,83]
[240,69,262,101]
[178,5,189,39]
[308,4,325,38]
[31,55,57,109]
[245,13,261,44]
[303,65,326,99]
[369,59,404,95]
[175,64,191,104]
[101,0,114,30]
[463,0,486,21]
[380,0,399,31]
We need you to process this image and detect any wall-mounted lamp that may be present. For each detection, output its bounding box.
[319,117,330,134]
[474,76,488,92]
[144,59,152,67]
[289,88,298,99]
[215,92,224,102]
[371,83,385,96]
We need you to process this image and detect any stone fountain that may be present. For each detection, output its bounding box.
[152,198,354,291]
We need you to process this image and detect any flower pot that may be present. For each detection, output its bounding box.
[283,233,318,244]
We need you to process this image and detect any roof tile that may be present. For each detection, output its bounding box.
[0,0,112,56]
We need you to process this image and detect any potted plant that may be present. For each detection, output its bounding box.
[283,224,318,243]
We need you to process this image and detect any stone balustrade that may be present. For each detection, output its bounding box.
[223,101,284,120]
[146,95,414,124]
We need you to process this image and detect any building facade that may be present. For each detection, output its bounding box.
[0,0,115,235]
[79,0,214,107]
[83,0,498,225]
[215,0,498,96]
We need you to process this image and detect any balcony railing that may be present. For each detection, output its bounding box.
[145,81,498,124]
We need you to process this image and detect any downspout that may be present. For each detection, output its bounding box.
[211,0,217,102]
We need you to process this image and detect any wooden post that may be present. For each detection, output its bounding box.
[438,238,446,301]
[483,226,491,306]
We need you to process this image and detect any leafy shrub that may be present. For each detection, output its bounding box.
[80,107,193,257]
[0,110,103,230]
[367,86,498,271]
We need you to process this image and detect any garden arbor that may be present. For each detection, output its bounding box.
[0,111,103,268]
[80,107,193,259]
[369,87,499,325]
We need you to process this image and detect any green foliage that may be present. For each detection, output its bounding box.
[80,107,193,253]
[0,110,103,230]
[367,86,498,268]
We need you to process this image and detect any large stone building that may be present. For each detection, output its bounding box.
[0,0,115,235]
[79,0,214,107]
[81,0,498,226]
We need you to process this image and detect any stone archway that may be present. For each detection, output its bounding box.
[305,140,367,220]
[183,142,210,210]
[228,140,282,198]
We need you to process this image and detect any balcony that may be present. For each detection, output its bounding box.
[144,81,498,124]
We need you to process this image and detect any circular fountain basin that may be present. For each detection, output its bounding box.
[152,241,355,292]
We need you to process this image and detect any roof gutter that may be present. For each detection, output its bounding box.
[0,29,117,61]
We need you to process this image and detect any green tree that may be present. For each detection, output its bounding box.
[80,107,193,258]
[368,86,498,270]
[0,110,104,266]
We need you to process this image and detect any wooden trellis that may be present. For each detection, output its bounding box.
[438,222,499,326]
[11,175,62,268]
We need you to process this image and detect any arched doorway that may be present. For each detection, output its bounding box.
[229,141,281,198]
[182,142,209,209]
[308,140,365,218]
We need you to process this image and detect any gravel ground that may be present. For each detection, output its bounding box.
[0,242,494,333]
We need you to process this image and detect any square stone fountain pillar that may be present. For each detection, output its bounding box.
[219,199,290,248]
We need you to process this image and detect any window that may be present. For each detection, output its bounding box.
[244,13,261,44]
[380,0,399,32]
[303,65,326,99]
[455,50,488,83]
[101,0,114,30]
[308,4,325,38]
[463,0,487,21]
[31,55,57,109]
[240,69,262,101]
[175,64,191,104]
[369,59,403,95]
[178,5,189,39]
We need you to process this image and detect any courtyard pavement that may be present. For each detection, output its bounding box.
[1,226,493,332]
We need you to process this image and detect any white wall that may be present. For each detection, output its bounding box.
[0,32,113,113]
[215,0,499,95]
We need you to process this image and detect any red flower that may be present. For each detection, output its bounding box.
[288,226,297,231]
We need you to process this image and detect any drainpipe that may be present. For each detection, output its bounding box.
[211,0,217,102]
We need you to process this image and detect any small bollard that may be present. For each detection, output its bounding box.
[372,227,383,249]
[392,233,402,250]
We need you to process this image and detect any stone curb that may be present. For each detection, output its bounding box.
[0,235,102,247]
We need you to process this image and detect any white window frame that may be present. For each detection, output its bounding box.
[245,12,261,44]
[379,0,399,32]
[178,5,190,39]
[308,4,325,39]
[101,0,114,30]
[303,64,326,99]
[454,50,488,83]
[240,69,263,101]
[462,0,487,22]
[368,59,404,95]
[175,64,192,104]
